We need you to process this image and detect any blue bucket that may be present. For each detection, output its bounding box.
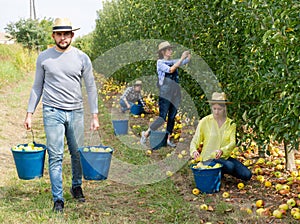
[112,120,128,135]
[191,163,223,194]
[11,143,47,180]
[78,145,114,180]
[150,131,167,150]
[130,104,144,115]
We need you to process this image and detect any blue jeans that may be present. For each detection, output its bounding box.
[212,157,252,181]
[43,105,84,202]
[119,99,134,112]
[150,78,181,134]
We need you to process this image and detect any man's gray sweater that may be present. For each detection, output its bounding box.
[27,47,98,114]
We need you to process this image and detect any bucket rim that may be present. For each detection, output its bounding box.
[190,163,223,171]
[11,143,47,153]
[78,145,114,153]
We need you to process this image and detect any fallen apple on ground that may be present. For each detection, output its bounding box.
[256,199,264,208]
[287,198,296,207]
[192,188,200,196]
[264,180,272,187]
[272,209,283,219]
[293,212,300,220]
[278,203,289,211]
[199,204,208,210]
[291,208,300,216]
[237,182,244,189]
[166,171,173,177]
[222,192,230,198]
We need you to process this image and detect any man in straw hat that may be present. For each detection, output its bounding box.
[119,80,146,114]
[190,92,252,182]
[140,41,191,148]
[24,18,99,212]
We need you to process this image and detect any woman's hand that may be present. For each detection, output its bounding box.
[180,51,190,60]
[170,50,191,73]
[193,151,200,160]
[215,149,223,159]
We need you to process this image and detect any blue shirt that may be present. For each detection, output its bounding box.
[157,58,190,86]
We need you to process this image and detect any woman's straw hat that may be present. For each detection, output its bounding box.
[207,92,232,104]
[157,41,173,52]
[52,18,80,32]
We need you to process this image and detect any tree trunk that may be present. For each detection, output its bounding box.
[284,141,296,171]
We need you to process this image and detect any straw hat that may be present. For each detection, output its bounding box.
[158,41,172,52]
[207,92,232,104]
[52,18,80,32]
[134,80,142,86]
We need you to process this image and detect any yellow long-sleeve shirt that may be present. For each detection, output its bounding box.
[190,114,236,161]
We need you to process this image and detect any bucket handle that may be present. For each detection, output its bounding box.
[214,171,222,192]
[27,129,35,144]
[88,129,102,146]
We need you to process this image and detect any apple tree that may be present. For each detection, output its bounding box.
[92,0,299,168]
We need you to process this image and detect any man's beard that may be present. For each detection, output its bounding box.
[55,41,71,50]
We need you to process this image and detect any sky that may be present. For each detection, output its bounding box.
[0,0,104,37]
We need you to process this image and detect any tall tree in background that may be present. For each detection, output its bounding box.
[5,18,53,51]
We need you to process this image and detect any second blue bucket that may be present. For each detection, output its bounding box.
[150,131,167,150]
[191,164,223,194]
[112,119,128,135]
[11,143,47,180]
[78,145,114,180]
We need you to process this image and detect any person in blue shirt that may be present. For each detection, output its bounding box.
[140,41,191,148]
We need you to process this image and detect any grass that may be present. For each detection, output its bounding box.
[0,94,281,223]
[0,44,36,89]
[0,45,298,224]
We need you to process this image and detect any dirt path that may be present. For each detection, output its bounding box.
[0,72,43,185]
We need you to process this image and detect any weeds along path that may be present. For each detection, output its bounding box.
[0,72,43,185]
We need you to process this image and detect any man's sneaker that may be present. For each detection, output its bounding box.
[140,131,147,145]
[70,186,85,202]
[53,199,64,213]
[167,140,176,148]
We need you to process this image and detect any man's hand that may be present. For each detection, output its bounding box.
[24,113,33,130]
[90,114,100,131]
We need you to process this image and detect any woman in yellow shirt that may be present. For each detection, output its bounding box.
[190,92,252,181]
